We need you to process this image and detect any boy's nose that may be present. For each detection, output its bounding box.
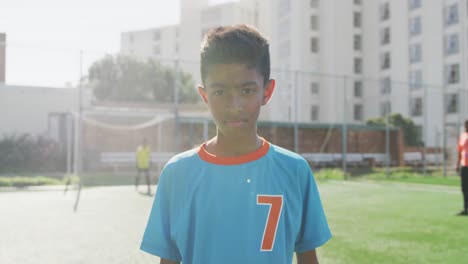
[227,94,243,111]
[232,95,242,107]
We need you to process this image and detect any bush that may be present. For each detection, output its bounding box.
[0,176,63,187]
[0,177,12,187]
[0,134,66,174]
[314,169,346,181]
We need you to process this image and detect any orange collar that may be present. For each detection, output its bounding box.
[198,139,270,165]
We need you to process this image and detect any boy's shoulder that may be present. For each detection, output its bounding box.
[266,143,312,173]
[165,147,201,168]
[269,143,307,163]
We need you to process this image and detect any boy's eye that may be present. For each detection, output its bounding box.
[213,90,224,96]
[241,88,256,94]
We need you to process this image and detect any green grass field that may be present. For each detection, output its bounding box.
[1,169,467,263]
[314,167,461,187]
[314,181,467,264]
[357,167,460,187]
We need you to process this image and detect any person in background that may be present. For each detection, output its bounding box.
[456,120,468,216]
[136,137,151,195]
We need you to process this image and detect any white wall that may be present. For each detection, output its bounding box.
[0,85,78,137]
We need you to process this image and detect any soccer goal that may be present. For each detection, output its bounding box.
[68,103,213,210]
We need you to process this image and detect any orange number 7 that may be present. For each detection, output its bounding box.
[257,195,283,251]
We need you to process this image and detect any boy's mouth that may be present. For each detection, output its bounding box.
[224,119,248,127]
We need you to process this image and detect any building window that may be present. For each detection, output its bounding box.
[278,0,290,13]
[380,77,391,94]
[445,4,459,26]
[354,35,362,51]
[354,104,363,121]
[354,58,362,74]
[445,33,459,55]
[279,18,290,37]
[409,0,421,10]
[353,12,361,28]
[409,70,423,90]
[409,43,422,63]
[380,2,390,21]
[381,27,390,45]
[445,93,458,113]
[129,33,134,43]
[175,43,179,53]
[311,82,320,94]
[175,28,179,38]
[202,7,222,22]
[409,16,421,36]
[415,125,423,144]
[310,37,319,53]
[380,101,392,116]
[354,81,363,97]
[154,30,161,41]
[446,64,460,84]
[311,105,319,121]
[410,97,423,116]
[278,41,291,58]
[381,52,391,70]
[153,45,160,55]
[310,0,319,8]
[310,15,319,30]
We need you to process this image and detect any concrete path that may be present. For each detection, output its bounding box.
[0,186,159,264]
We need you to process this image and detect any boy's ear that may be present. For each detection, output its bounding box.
[262,79,275,105]
[198,85,209,104]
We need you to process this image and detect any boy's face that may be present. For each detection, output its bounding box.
[198,63,275,138]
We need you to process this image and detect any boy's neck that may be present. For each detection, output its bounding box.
[205,133,262,157]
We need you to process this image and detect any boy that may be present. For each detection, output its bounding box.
[140,24,331,264]
[456,120,468,215]
[136,137,151,195]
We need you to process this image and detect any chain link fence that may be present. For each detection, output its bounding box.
[1,45,465,181]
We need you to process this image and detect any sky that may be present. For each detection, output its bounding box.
[0,0,232,88]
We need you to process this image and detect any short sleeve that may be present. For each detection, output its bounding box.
[294,163,332,253]
[458,135,463,153]
[140,165,182,261]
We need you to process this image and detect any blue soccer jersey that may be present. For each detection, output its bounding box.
[140,139,331,264]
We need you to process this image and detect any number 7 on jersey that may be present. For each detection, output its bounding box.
[257,195,283,251]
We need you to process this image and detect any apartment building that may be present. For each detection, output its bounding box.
[121,0,259,81]
[120,0,467,147]
[362,0,466,148]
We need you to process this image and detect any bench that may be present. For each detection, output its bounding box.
[425,153,443,165]
[301,153,337,168]
[100,152,175,171]
[404,152,423,166]
[301,153,378,168]
[362,153,386,166]
[345,153,364,167]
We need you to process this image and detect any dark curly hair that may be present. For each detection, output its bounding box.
[200,24,270,86]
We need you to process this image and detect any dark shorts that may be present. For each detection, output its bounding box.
[461,167,468,192]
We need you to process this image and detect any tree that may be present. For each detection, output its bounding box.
[366,113,421,147]
[88,55,199,103]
